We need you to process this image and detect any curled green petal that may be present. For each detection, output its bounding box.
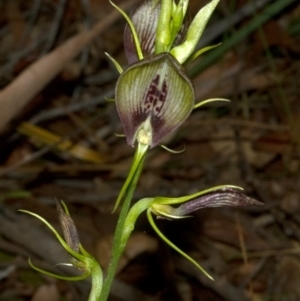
[185,43,221,65]
[28,258,90,281]
[194,98,230,110]
[151,203,186,219]
[105,52,123,73]
[147,209,213,280]
[160,144,185,154]
[170,0,220,64]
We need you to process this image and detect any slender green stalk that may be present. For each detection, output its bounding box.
[89,259,103,301]
[100,144,148,301]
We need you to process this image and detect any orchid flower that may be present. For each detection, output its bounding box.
[112,0,220,149]
[122,185,263,280]
[111,0,223,210]
[20,201,102,301]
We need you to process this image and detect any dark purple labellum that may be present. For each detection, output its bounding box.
[143,74,168,115]
[176,188,263,216]
[115,52,194,148]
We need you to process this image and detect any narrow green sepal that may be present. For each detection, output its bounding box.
[194,98,230,110]
[110,0,143,60]
[79,244,91,257]
[19,210,86,262]
[105,52,123,73]
[147,209,213,280]
[60,200,70,215]
[105,97,115,102]
[160,144,185,154]
[185,43,221,65]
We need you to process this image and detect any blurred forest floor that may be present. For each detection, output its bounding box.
[1,0,300,300]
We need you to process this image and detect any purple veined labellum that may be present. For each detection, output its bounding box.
[115,52,195,148]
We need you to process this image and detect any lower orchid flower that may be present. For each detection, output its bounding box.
[19,201,102,301]
[122,185,263,280]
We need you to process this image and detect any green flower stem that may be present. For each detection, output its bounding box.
[121,198,153,246]
[89,259,103,301]
[113,143,149,211]
[100,143,148,301]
